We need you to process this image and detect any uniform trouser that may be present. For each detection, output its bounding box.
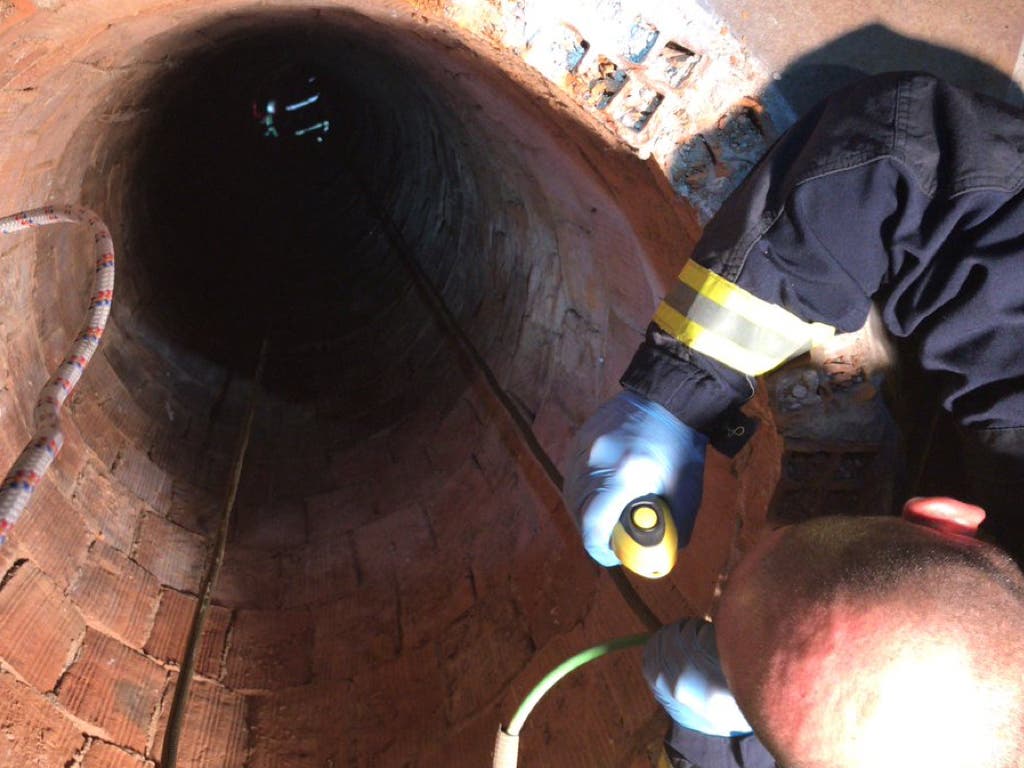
[960,425,1024,565]
[664,723,776,768]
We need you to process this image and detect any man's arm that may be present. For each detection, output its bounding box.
[623,72,1024,446]
[565,72,1024,571]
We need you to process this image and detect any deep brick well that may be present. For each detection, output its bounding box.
[0,2,783,766]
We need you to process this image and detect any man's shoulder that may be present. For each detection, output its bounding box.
[794,72,1024,198]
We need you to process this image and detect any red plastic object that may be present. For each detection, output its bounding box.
[901,496,986,537]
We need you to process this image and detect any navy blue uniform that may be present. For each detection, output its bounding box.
[623,73,1024,767]
[623,72,1024,561]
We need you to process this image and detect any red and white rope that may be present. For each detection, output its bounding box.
[0,205,115,548]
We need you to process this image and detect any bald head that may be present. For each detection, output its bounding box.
[715,516,1024,768]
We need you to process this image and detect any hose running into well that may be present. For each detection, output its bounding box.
[160,338,267,768]
[0,205,115,549]
[344,174,667,763]
[493,633,650,768]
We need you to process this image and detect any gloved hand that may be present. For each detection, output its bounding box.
[644,619,753,737]
[564,391,707,568]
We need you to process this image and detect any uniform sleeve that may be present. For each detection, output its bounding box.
[622,72,1024,452]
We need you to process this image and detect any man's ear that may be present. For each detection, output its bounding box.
[901,497,986,537]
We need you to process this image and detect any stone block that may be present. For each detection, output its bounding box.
[143,588,191,664]
[0,240,18,297]
[2,317,46,427]
[144,587,231,679]
[82,740,152,768]
[312,585,400,679]
[503,318,556,418]
[414,708,502,768]
[464,469,568,606]
[112,447,171,514]
[328,433,394,488]
[152,677,248,768]
[69,540,160,648]
[67,392,125,469]
[356,502,433,586]
[231,498,306,550]
[579,574,657,647]
[466,417,517,491]
[262,452,337,503]
[500,623,652,767]
[501,624,589,713]
[603,308,643,395]
[232,461,276,511]
[467,520,514,604]
[349,643,447,766]
[515,662,637,767]
[440,598,534,725]
[246,681,351,768]
[134,512,208,594]
[368,444,445,515]
[167,480,220,536]
[79,356,151,441]
[211,546,281,609]
[102,342,170,405]
[57,629,167,753]
[194,603,232,680]
[279,530,359,608]
[385,433,439,497]
[510,459,577,547]
[422,463,491,553]
[0,561,85,691]
[0,366,31,468]
[223,608,313,691]
[0,1,36,36]
[510,529,598,650]
[305,484,377,540]
[377,502,478,649]
[0,531,19,581]
[142,414,190,469]
[423,396,483,470]
[577,583,662,734]
[529,392,578,479]
[554,305,608,396]
[9,479,91,591]
[0,670,82,767]
[47,410,89,496]
[72,461,141,552]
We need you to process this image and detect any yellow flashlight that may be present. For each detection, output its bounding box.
[610,494,678,579]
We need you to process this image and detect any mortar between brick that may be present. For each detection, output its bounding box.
[50,620,86,696]
[216,608,234,683]
[65,734,91,768]
[144,671,175,758]
[0,555,27,589]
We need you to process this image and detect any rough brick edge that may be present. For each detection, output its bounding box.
[0,0,35,35]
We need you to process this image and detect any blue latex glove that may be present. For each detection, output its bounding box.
[644,619,754,737]
[564,391,708,567]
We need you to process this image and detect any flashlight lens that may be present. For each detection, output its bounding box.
[631,504,659,531]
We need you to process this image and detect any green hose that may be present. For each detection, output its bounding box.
[493,633,650,768]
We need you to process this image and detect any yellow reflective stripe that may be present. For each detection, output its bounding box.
[653,303,781,375]
[678,261,830,345]
[655,261,836,376]
[666,284,803,362]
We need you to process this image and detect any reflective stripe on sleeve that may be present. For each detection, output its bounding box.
[653,260,835,376]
